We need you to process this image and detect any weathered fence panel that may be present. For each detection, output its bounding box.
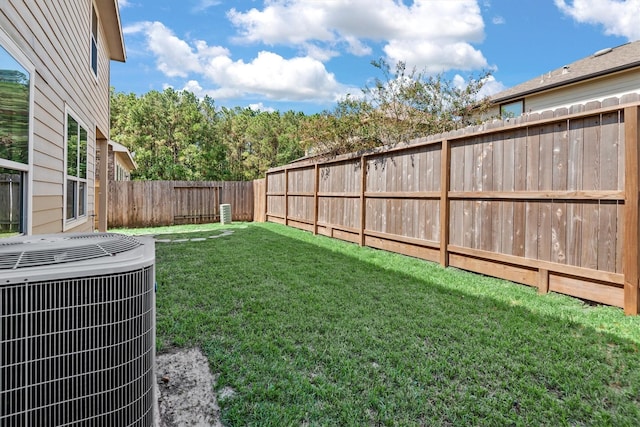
[0,173,21,232]
[265,96,640,313]
[173,183,221,224]
[108,180,254,228]
[253,179,266,222]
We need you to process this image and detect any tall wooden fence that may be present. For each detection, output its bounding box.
[108,180,254,228]
[264,96,640,314]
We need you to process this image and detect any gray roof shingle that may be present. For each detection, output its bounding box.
[491,40,640,103]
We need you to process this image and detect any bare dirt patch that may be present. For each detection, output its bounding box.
[155,347,224,426]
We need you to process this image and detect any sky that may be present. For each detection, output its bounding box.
[111,0,640,114]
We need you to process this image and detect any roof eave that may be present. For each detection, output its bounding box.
[492,62,640,105]
[109,140,137,170]
[96,0,126,62]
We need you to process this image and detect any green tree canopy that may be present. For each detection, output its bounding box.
[301,59,494,156]
[110,88,305,180]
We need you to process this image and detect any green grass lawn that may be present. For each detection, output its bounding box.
[116,222,640,426]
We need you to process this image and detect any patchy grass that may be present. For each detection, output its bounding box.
[110,222,233,236]
[148,221,640,426]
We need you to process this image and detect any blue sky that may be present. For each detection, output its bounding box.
[112,0,640,114]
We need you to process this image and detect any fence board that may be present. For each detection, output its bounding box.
[581,115,601,269]
[566,111,584,266]
[0,174,21,232]
[513,129,527,257]
[538,116,555,262]
[253,179,266,222]
[552,119,568,264]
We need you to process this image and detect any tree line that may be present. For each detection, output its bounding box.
[110,60,493,181]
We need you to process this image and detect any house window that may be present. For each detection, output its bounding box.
[500,100,524,118]
[116,163,127,181]
[0,42,31,237]
[66,114,88,221]
[91,4,98,76]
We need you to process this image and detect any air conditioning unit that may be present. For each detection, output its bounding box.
[220,203,232,225]
[0,233,156,426]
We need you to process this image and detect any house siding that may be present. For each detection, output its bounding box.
[523,70,640,114]
[488,71,640,118]
[0,0,117,234]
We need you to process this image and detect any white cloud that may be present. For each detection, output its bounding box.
[303,43,340,62]
[384,40,487,73]
[201,51,344,101]
[126,21,346,102]
[248,103,276,113]
[452,74,506,99]
[492,16,505,25]
[117,0,131,8]
[182,80,204,94]
[123,22,148,34]
[555,0,640,41]
[476,75,507,98]
[127,22,214,77]
[228,0,487,73]
[192,0,221,13]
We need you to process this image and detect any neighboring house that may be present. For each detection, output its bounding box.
[489,40,640,118]
[0,0,125,237]
[94,140,136,230]
[108,140,137,181]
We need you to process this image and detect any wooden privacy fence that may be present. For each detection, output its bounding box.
[108,180,254,228]
[264,96,640,314]
[0,173,21,232]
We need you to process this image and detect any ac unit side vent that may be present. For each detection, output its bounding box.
[0,254,20,270]
[0,233,142,270]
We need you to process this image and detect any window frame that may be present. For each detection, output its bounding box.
[0,27,35,236]
[500,99,524,119]
[90,3,98,77]
[63,107,90,229]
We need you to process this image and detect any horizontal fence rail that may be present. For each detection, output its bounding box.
[108,180,254,228]
[264,95,640,314]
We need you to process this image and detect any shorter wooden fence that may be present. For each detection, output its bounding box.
[264,97,640,314]
[0,173,21,232]
[253,179,266,222]
[108,180,254,228]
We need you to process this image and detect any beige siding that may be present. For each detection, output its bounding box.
[1,0,118,234]
[485,70,640,120]
[525,70,640,113]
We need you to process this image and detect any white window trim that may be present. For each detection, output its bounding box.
[63,105,90,231]
[0,27,35,235]
[90,2,99,81]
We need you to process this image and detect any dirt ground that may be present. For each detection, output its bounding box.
[153,231,239,426]
[155,347,230,426]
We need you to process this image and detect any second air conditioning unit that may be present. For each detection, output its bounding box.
[220,203,232,224]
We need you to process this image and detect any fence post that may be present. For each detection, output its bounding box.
[624,106,640,315]
[313,164,319,235]
[263,174,269,222]
[284,168,289,226]
[360,156,367,246]
[439,139,450,267]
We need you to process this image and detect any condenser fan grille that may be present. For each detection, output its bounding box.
[0,233,142,270]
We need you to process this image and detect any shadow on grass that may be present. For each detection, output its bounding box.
[155,222,640,426]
